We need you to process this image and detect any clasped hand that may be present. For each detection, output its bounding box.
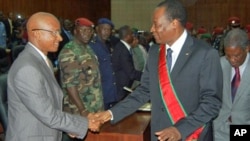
[87,111,112,132]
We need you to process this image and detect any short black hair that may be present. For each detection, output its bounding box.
[118,25,130,40]
[157,0,187,27]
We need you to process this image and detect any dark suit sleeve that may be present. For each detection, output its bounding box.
[174,48,223,139]
[110,60,151,123]
[121,49,142,81]
[112,42,142,81]
[14,65,88,137]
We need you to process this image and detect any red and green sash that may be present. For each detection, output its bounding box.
[158,45,203,141]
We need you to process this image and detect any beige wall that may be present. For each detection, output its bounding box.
[111,0,162,31]
[112,0,250,33]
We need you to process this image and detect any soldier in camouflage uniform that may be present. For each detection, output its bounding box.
[58,18,104,118]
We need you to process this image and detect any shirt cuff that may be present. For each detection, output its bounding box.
[108,110,114,120]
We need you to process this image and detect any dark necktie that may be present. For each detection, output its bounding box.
[231,67,240,102]
[167,48,173,70]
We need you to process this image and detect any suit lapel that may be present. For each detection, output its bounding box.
[171,35,193,80]
[26,45,57,82]
[222,59,233,105]
[26,45,62,103]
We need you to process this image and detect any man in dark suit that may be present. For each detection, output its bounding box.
[111,25,142,101]
[93,1,223,141]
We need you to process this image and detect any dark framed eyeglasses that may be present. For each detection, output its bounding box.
[31,29,61,36]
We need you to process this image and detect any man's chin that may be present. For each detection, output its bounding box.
[50,47,58,53]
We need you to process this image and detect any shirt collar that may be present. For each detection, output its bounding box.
[232,53,249,78]
[165,30,187,71]
[120,40,131,51]
[165,30,187,54]
[28,42,48,61]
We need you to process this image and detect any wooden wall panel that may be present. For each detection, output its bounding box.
[186,0,250,31]
[1,0,250,31]
[0,0,110,25]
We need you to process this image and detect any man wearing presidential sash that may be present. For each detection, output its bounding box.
[91,1,223,141]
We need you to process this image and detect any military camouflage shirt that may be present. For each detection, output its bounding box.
[58,40,104,115]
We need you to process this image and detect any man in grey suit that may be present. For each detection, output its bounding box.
[213,29,250,141]
[6,12,98,141]
[92,1,223,141]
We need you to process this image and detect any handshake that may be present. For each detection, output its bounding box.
[68,110,112,139]
[87,110,112,132]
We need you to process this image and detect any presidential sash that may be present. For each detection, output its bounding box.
[158,45,203,141]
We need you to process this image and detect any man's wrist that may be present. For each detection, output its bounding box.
[80,109,87,116]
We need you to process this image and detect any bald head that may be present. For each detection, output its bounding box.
[27,12,59,35]
[26,12,62,55]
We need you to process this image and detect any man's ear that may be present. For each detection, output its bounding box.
[171,19,180,28]
[32,30,41,40]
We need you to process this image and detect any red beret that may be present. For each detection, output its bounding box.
[228,16,240,27]
[213,27,224,35]
[75,18,94,27]
[185,22,193,30]
[197,27,207,35]
[245,24,250,33]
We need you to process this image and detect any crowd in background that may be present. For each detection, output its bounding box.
[1,10,250,107]
[186,16,250,56]
[1,11,250,66]
[0,11,154,73]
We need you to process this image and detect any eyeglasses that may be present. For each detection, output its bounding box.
[31,29,61,37]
